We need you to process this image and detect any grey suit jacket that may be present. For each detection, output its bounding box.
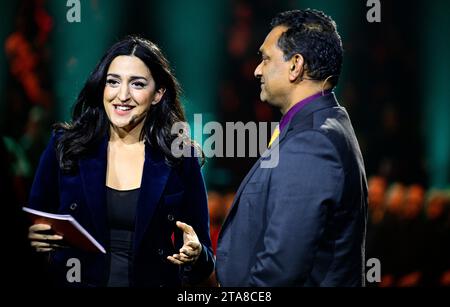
[216,93,368,286]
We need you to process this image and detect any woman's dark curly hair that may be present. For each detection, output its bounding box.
[270,9,344,87]
[54,36,200,172]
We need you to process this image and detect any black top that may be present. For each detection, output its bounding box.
[106,186,140,287]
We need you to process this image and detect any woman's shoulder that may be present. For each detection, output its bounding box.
[147,141,203,168]
[162,152,204,181]
[41,129,65,155]
[49,128,64,142]
[181,145,204,168]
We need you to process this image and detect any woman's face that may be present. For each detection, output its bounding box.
[103,55,164,133]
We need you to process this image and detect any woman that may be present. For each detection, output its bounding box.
[27,36,215,287]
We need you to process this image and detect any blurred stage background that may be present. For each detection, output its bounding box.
[1,0,449,287]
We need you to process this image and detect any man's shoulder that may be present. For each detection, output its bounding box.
[281,128,339,160]
[311,106,358,151]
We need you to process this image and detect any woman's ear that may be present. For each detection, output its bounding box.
[152,88,166,105]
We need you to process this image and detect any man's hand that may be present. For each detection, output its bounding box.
[167,221,202,265]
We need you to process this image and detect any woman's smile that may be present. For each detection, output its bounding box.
[112,104,136,116]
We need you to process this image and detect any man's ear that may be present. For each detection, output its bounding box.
[288,54,304,82]
[152,88,166,105]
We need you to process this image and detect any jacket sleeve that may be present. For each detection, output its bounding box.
[248,130,344,286]
[28,133,60,213]
[178,154,215,284]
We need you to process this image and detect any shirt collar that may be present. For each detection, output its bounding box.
[279,89,333,132]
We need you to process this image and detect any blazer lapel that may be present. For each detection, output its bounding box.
[79,137,172,251]
[133,145,171,251]
[79,136,109,248]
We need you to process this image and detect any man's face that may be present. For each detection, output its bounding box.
[254,26,291,108]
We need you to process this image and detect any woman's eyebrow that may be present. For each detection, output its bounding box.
[106,73,148,81]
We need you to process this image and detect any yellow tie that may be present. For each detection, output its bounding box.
[268,125,280,148]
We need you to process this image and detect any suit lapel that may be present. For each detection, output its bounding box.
[133,144,171,251]
[220,139,280,233]
[220,93,339,234]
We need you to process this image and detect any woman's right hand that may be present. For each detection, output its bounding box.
[28,224,64,252]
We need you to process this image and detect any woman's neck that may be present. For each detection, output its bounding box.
[109,121,145,145]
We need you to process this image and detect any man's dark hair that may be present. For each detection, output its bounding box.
[271,9,343,87]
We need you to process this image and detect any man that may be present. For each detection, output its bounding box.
[216,9,368,286]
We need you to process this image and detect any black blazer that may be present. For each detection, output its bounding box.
[216,93,368,286]
[29,133,214,287]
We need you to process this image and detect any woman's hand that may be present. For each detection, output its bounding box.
[167,221,202,265]
[28,224,64,252]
